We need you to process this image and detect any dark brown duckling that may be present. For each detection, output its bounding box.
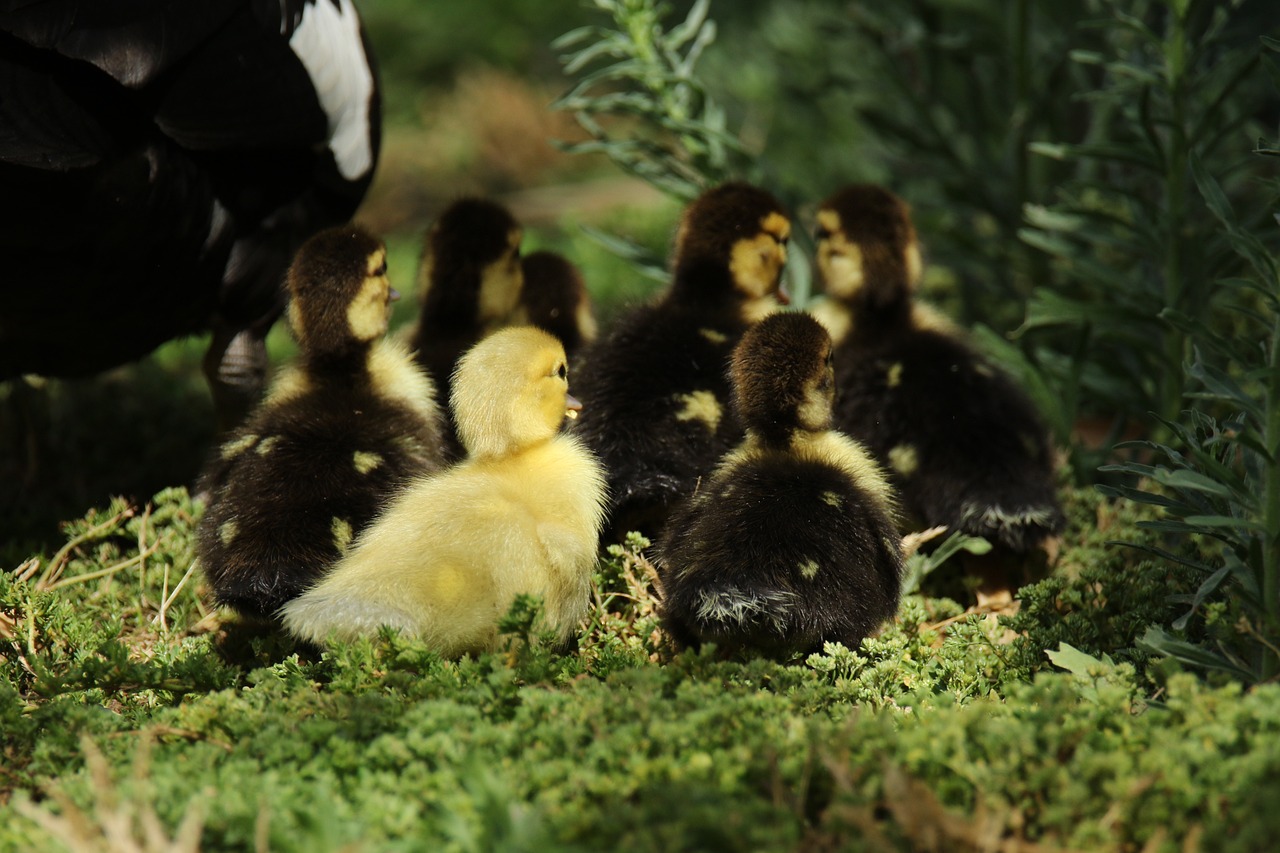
[811,183,1064,601]
[514,249,598,359]
[569,181,792,543]
[657,312,903,658]
[196,225,447,622]
[408,196,524,459]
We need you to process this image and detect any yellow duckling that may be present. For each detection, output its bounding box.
[407,197,525,459]
[280,326,608,655]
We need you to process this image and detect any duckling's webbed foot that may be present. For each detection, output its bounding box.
[204,325,269,434]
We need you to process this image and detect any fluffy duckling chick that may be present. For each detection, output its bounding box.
[514,249,598,359]
[196,226,447,622]
[811,184,1063,594]
[570,181,792,542]
[281,327,608,655]
[408,197,524,459]
[657,313,903,657]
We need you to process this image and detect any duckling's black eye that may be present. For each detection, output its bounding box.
[815,227,831,241]
[373,261,387,277]
[556,363,567,380]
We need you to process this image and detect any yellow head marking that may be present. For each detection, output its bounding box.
[886,362,904,388]
[255,435,280,456]
[287,299,307,346]
[478,227,524,327]
[820,490,843,508]
[353,451,383,474]
[729,212,790,312]
[577,300,599,343]
[906,241,924,287]
[674,390,723,432]
[799,559,820,580]
[221,433,259,460]
[889,444,919,476]
[218,520,239,546]
[816,209,865,300]
[796,379,834,433]
[331,517,354,555]
[347,247,393,342]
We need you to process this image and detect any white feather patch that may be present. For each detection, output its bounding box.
[695,586,796,632]
[289,0,375,181]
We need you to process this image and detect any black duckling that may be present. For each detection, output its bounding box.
[514,249,598,359]
[407,197,525,459]
[811,183,1064,599]
[569,181,792,542]
[657,312,903,658]
[281,326,608,655]
[0,0,382,430]
[196,225,447,622]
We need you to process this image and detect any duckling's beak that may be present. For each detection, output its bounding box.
[389,287,401,302]
[564,393,583,420]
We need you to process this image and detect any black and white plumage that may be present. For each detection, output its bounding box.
[810,184,1064,569]
[568,181,792,543]
[196,225,447,622]
[657,312,903,658]
[0,0,381,428]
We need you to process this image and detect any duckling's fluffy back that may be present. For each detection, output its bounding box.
[658,431,902,657]
[833,322,1063,552]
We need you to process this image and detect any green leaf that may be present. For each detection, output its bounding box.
[1045,642,1115,675]
[1171,564,1233,630]
[1137,626,1257,681]
[1149,468,1233,497]
[1181,515,1267,533]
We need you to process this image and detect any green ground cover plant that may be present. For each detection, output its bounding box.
[6,485,1276,852]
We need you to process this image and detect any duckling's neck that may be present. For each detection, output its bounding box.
[815,292,953,347]
[303,342,375,379]
[667,262,772,327]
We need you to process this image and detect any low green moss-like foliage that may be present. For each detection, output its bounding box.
[2,486,1276,851]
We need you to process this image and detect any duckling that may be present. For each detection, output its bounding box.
[281,327,608,655]
[196,225,447,622]
[657,313,903,657]
[407,197,525,458]
[514,249,598,359]
[811,183,1063,599]
[569,181,792,542]
[0,0,382,431]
